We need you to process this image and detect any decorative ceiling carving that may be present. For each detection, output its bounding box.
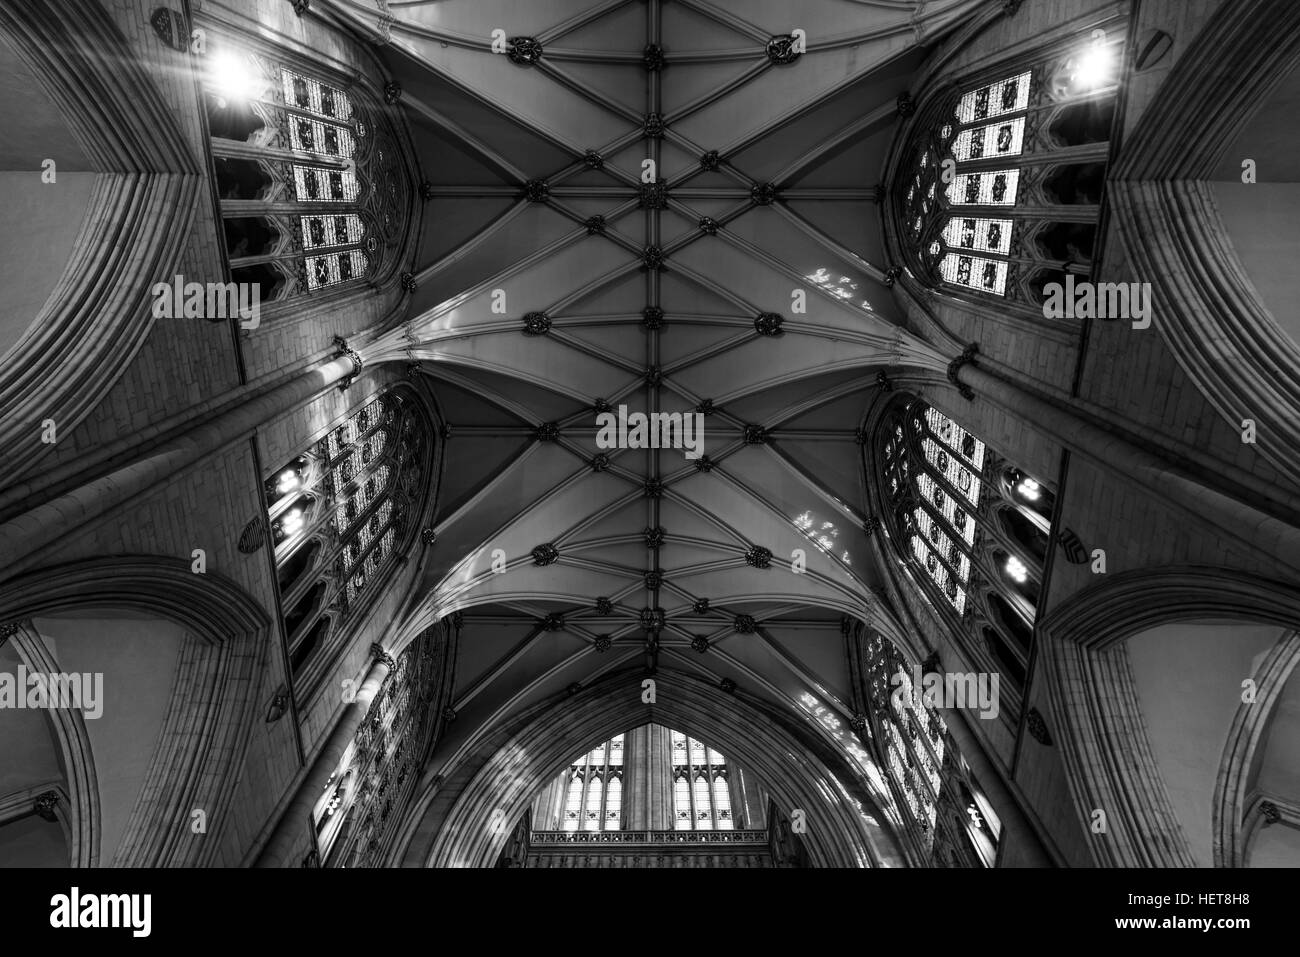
[321,0,984,787]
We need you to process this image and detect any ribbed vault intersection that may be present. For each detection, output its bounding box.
[319,0,982,832]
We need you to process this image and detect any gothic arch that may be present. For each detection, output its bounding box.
[397,669,908,869]
[1109,0,1300,484]
[1214,629,1300,867]
[0,0,200,486]
[1037,565,1300,867]
[0,555,271,866]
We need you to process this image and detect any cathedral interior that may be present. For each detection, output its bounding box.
[1,0,1298,871]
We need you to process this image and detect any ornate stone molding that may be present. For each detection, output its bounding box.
[766,34,803,65]
[507,37,543,66]
[237,516,265,554]
[531,543,559,566]
[754,312,783,337]
[946,342,979,400]
[522,311,551,335]
[332,335,363,391]
[370,643,396,669]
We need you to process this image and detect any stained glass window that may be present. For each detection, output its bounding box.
[955,71,1030,124]
[281,69,354,121]
[902,71,1036,299]
[670,729,734,831]
[881,401,987,617]
[560,734,625,832]
[269,389,425,681]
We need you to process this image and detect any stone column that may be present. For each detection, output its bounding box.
[648,724,673,830]
[625,724,648,829]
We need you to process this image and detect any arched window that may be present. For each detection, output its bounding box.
[539,726,747,835]
[264,387,432,693]
[671,730,733,831]
[876,395,1050,703]
[202,41,410,306]
[310,620,453,867]
[894,32,1121,310]
[560,734,624,832]
[863,630,1001,867]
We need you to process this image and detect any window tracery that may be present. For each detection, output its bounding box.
[895,36,1120,309]
[264,388,429,689]
[861,629,1000,867]
[877,396,1052,702]
[204,45,409,305]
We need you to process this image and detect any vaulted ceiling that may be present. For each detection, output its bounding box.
[323,0,980,780]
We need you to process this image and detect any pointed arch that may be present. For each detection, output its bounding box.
[0,556,271,866]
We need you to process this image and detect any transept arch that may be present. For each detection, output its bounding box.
[0,556,271,866]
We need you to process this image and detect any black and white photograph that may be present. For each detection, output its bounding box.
[0,0,1292,939]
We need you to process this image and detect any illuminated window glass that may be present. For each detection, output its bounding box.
[947,170,1019,207]
[302,214,365,251]
[712,776,733,830]
[941,217,1012,255]
[674,774,692,830]
[584,777,603,831]
[955,71,1031,123]
[293,165,360,203]
[605,777,622,825]
[281,69,354,121]
[882,403,989,617]
[939,254,1008,296]
[952,117,1025,161]
[305,250,369,290]
[288,116,356,157]
[563,774,584,831]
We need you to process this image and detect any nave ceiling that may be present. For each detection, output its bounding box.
[319,0,984,786]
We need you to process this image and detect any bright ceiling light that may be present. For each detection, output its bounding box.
[1005,555,1028,584]
[1016,477,1040,501]
[209,50,261,105]
[1073,42,1112,89]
